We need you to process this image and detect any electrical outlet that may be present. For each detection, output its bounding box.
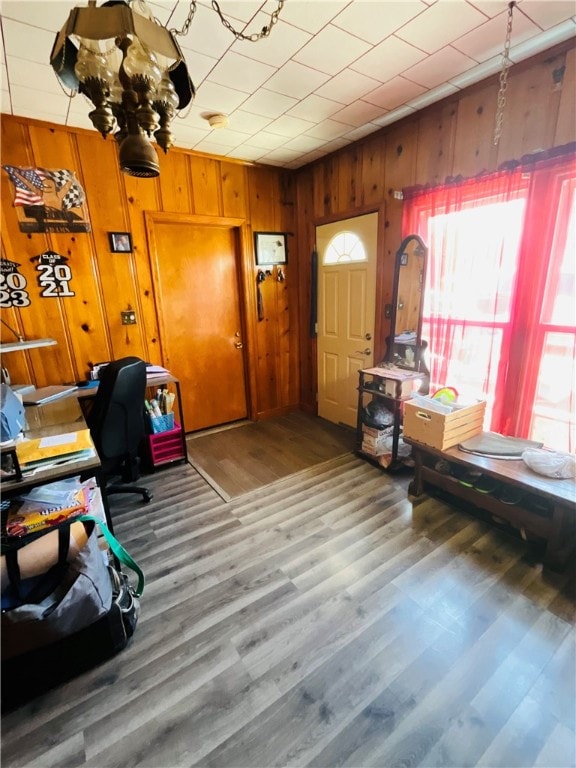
[121,311,137,325]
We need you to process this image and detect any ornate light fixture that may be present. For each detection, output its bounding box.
[50,0,284,177]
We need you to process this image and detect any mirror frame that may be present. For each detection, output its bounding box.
[385,234,429,379]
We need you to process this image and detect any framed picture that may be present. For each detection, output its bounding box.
[108,232,132,253]
[254,232,287,266]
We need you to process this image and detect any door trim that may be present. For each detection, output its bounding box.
[144,211,258,421]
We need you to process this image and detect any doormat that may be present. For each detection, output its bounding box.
[186,412,356,501]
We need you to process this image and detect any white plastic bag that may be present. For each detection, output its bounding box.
[521,449,576,479]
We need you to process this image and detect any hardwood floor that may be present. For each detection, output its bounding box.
[186,412,356,500]
[2,436,575,767]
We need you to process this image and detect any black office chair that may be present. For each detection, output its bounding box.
[87,356,152,503]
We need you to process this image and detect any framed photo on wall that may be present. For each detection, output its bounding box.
[254,232,287,266]
[108,232,132,253]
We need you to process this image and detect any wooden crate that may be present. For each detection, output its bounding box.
[403,400,486,450]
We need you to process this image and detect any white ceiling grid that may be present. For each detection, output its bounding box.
[0,0,574,169]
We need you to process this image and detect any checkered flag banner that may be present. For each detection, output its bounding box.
[46,169,86,210]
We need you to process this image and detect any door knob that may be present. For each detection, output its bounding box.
[365,333,372,340]
[234,341,243,349]
[355,348,371,355]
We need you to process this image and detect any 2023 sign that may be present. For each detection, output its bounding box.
[0,259,30,308]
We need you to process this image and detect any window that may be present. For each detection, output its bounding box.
[323,232,366,264]
[403,153,576,452]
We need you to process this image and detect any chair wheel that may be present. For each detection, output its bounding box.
[142,491,153,503]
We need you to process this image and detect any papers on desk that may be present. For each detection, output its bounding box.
[16,429,95,470]
[22,385,78,405]
[146,365,170,375]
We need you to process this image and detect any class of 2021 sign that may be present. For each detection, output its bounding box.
[35,251,75,298]
[0,252,75,308]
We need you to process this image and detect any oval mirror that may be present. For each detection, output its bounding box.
[385,234,429,389]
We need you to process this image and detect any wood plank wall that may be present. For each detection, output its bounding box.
[295,40,576,413]
[1,40,574,422]
[0,120,297,420]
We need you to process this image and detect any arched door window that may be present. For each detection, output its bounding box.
[323,231,366,264]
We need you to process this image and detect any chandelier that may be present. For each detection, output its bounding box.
[50,0,284,178]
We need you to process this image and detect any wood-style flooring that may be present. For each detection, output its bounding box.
[2,422,575,767]
[186,412,356,500]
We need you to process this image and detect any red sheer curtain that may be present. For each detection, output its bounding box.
[402,149,576,450]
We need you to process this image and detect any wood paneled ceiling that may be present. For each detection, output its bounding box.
[1,0,574,168]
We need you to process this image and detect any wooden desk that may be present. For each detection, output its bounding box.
[1,397,112,535]
[406,438,576,570]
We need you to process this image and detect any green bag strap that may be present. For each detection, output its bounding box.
[76,515,145,597]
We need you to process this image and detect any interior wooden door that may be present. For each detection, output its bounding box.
[147,216,248,432]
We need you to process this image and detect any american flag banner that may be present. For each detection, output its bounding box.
[2,164,91,233]
[2,165,47,206]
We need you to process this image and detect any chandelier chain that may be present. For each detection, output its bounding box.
[170,0,197,37]
[170,0,284,42]
[211,0,284,42]
[494,1,515,146]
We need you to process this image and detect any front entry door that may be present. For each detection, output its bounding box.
[316,213,378,428]
[147,215,248,432]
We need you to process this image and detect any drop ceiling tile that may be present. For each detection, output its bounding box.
[395,0,488,53]
[228,145,268,161]
[10,84,71,117]
[1,89,11,112]
[194,137,244,154]
[6,56,64,96]
[372,104,417,126]
[227,109,274,134]
[146,1,177,26]
[314,68,382,104]
[170,2,237,59]
[265,60,331,99]
[403,46,478,89]
[351,36,427,81]
[178,48,219,86]
[329,100,386,127]
[265,114,316,138]
[331,1,428,45]
[241,88,299,118]
[230,19,311,67]
[208,1,267,24]
[198,128,252,148]
[517,1,576,29]
[304,118,351,140]
[2,19,54,66]
[343,123,382,141]
[293,25,372,75]
[319,136,351,154]
[364,76,427,110]
[279,0,348,34]
[282,134,326,152]
[192,81,249,112]
[259,146,302,163]
[206,51,276,93]
[407,81,459,109]
[243,131,291,149]
[448,55,501,88]
[65,112,95,132]
[508,19,576,63]
[287,93,342,122]
[1,1,74,33]
[169,124,211,146]
[453,10,541,62]
[468,1,509,19]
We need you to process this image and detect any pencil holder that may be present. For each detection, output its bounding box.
[149,412,174,434]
